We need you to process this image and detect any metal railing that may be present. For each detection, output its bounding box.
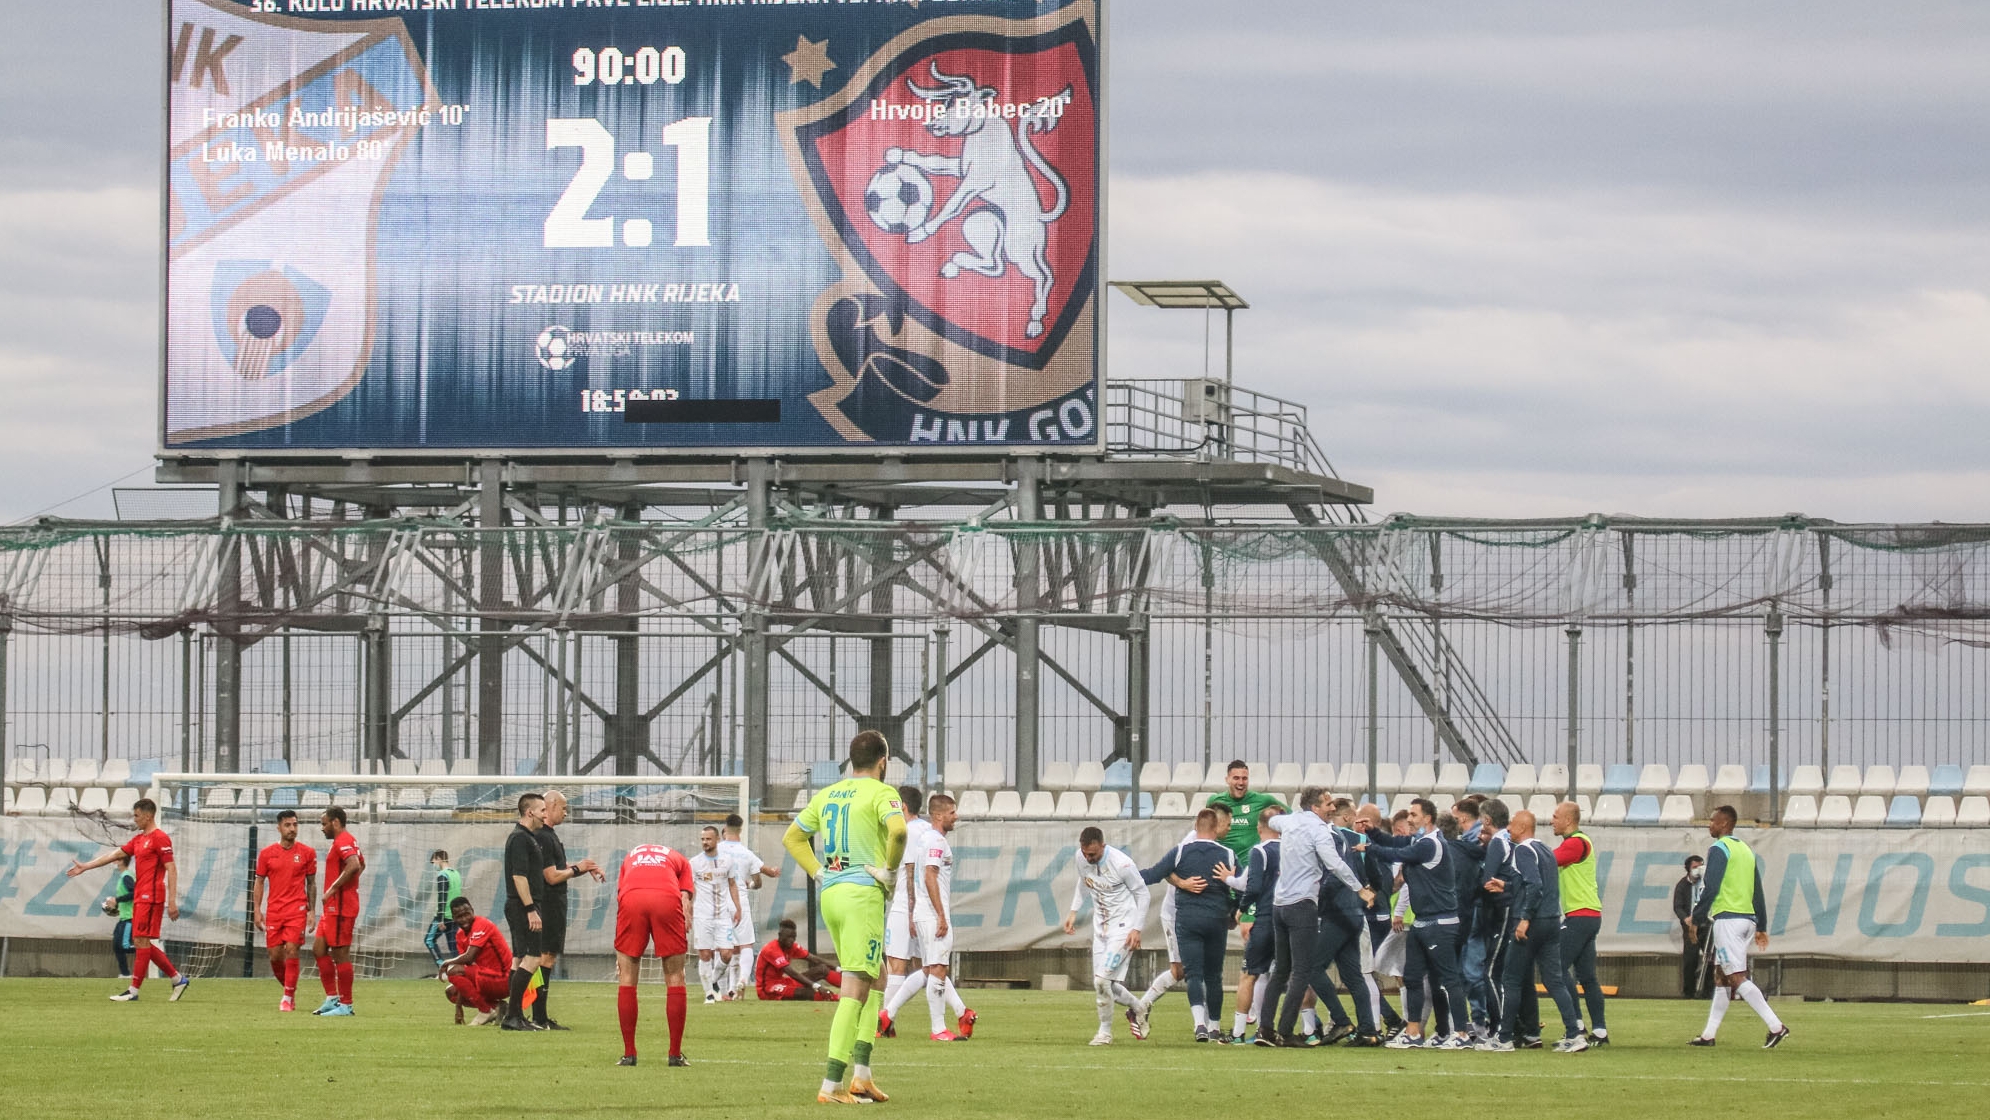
[1105,378,1348,482]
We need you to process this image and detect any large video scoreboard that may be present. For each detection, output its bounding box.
[164,0,1101,454]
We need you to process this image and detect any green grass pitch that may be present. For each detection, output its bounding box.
[7,979,1986,1118]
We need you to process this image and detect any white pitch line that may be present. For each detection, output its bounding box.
[1919,1010,1990,1020]
[692,1056,1990,1089]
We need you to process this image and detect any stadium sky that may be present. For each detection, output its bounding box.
[2,1,1986,523]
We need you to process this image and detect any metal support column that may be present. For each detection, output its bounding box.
[1622,535,1637,765]
[1013,459,1041,795]
[1126,612,1149,815]
[1565,625,1581,801]
[614,503,643,780]
[932,623,949,796]
[742,460,771,806]
[0,616,9,798]
[1818,537,1833,773]
[865,505,902,751]
[1767,609,1784,825]
[363,619,391,772]
[214,460,244,773]
[476,460,505,775]
[1364,624,1380,800]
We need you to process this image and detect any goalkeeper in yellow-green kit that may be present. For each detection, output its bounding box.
[785,729,908,1104]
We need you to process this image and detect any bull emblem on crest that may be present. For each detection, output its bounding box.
[884,64,1073,340]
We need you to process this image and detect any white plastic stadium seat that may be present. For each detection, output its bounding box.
[109,788,139,814]
[389,759,418,776]
[1334,761,1367,792]
[1089,792,1123,818]
[1502,763,1539,796]
[955,790,990,819]
[1824,765,1863,797]
[43,787,78,815]
[1203,762,1231,790]
[1428,793,1457,816]
[1922,796,1957,827]
[1169,762,1204,793]
[1301,762,1337,790]
[393,787,426,811]
[14,787,47,815]
[986,790,1023,818]
[1269,762,1303,791]
[971,760,1005,790]
[1860,765,1897,797]
[1575,794,1593,817]
[1536,764,1571,797]
[1401,763,1437,794]
[1894,765,1931,797]
[1635,764,1672,795]
[1022,791,1056,818]
[1154,792,1190,818]
[1575,765,1606,796]
[1388,792,1422,816]
[1138,761,1172,793]
[942,761,974,791]
[1787,766,1825,796]
[1052,791,1090,818]
[1672,764,1711,794]
[1781,795,1818,827]
[43,759,69,784]
[1246,761,1271,786]
[1659,795,1695,825]
[1434,763,1470,795]
[68,759,101,786]
[1709,765,1750,795]
[1850,795,1887,827]
[1,758,22,783]
[1590,794,1627,824]
[77,788,111,814]
[1958,797,1990,827]
[418,759,449,778]
[1525,793,1558,820]
[1370,763,1404,797]
[1815,795,1854,826]
[1039,761,1075,793]
[1964,767,1990,797]
[1070,761,1106,793]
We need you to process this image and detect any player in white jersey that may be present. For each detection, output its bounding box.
[687,826,742,1003]
[719,813,777,1000]
[880,785,931,1037]
[1134,804,1233,1033]
[879,794,978,1041]
[1062,826,1153,1046]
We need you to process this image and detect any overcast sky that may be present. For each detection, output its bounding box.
[2,1,1986,522]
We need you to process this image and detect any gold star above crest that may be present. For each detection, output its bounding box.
[783,36,835,89]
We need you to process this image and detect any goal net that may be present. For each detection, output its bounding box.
[137,773,751,983]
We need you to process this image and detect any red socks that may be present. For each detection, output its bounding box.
[336,962,355,1005]
[618,985,639,1057]
[152,946,180,979]
[283,958,300,995]
[131,946,181,989]
[825,968,843,988]
[666,985,687,1056]
[317,955,338,997]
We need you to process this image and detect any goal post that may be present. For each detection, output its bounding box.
[140,773,752,981]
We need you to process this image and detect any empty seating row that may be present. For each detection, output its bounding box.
[1783,794,1990,828]
[3,786,142,816]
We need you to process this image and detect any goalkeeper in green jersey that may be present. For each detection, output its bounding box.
[785,730,907,1105]
[425,850,465,967]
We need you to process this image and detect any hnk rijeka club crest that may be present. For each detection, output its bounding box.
[779,5,1100,447]
[165,0,435,444]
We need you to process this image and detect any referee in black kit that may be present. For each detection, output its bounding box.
[503,793,550,1031]
[532,790,603,1030]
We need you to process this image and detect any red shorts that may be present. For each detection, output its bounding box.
[316,912,357,949]
[615,889,686,959]
[266,913,307,946]
[131,899,165,940]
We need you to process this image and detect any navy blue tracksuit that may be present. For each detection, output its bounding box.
[1143,838,1238,1023]
[1500,837,1584,1043]
[1363,830,1469,1035]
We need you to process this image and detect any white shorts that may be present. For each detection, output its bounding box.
[730,911,757,949]
[1092,921,1136,982]
[1162,914,1182,966]
[914,912,954,964]
[1374,928,1406,978]
[885,907,917,962]
[694,914,734,953]
[1357,920,1376,975]
[1711,917,1756,976]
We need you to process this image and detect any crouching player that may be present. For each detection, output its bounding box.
[437,897,513,1025]
[756,918,842,1001]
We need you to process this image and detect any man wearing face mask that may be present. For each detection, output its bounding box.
[1674,856,1709,999]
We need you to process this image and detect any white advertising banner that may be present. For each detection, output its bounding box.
[4,817,1986,963]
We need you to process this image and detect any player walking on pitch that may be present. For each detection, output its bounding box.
[908,793,976,1039]
[783,730,908,1104]
[67,797,191,1002]
[880,785,931,1035]
[690,826,744,1003]
[614,840,696,1066]
[1689,805,1790,1048]
[1062,825,1153,1046]
[311,807,365,1016]
[721,813,778,1000]
[252,809,317,1010]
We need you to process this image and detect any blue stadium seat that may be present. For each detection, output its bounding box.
[1929,764,1965,797]
[1603,765,1640,796]
[1625,794,1661,824]
[1126,791,1155,819]
[127,759,163,788]
[268,787,299,808]
[1101,759,1132,791]
[807,760,843,789]
[1885,795,1922,827]
[258,759,290,775]
[1748,765,1773,794]
[1468,763,1505,795]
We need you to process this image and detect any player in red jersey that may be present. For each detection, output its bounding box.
[614,841,696,1067]
[253,809,318,1011]
[437,897,515,1026]
[757,918,843,1002]
[68,797,190,1002]
[311,807,365,1016]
